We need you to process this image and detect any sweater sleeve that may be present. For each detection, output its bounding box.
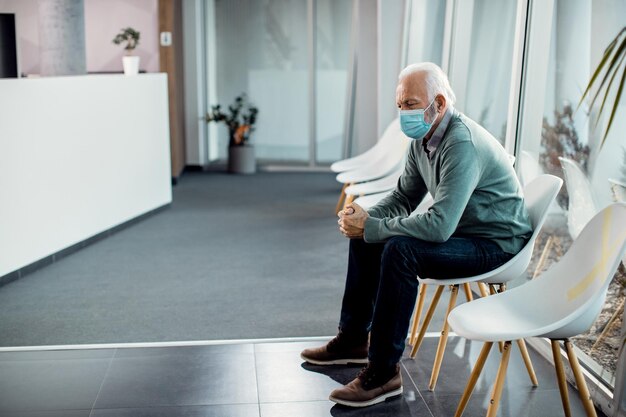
[364,139,481,243]
[366,145,428,220]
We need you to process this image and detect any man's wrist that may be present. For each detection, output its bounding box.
[363,216,382,243]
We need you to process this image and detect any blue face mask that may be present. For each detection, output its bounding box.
[399,100,436,140]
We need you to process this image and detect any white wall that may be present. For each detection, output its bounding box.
[0,0,159,75]
[0,74,172,277]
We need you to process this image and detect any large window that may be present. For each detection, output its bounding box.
[448,0,518,144]
[517,0,626,388]
[404,0,446,67]
[315,0,352,163]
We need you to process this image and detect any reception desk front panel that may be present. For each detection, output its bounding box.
[0,74,172,278]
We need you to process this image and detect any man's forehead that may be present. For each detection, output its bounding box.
[397,74,427,98]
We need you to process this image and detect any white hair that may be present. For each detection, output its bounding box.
[398,62,456,106]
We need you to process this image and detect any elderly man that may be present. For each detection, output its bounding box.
[300,62,532,407]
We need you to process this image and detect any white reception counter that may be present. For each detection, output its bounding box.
[0,74,172,279]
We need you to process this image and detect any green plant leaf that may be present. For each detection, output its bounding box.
[601,58,626,148]
[578,33,620,110]
[587,36,626,111]
[596,51,626,127]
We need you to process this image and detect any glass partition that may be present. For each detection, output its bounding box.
[517,0,626,387]
[457,0,518,144]
[214,0,310,162]
[404,0,446,67]
[315,0,352,164]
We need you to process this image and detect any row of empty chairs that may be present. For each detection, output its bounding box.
[332,119,409,212]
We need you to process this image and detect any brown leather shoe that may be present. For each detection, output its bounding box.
[329,363,402,407]
[300,332,368,365]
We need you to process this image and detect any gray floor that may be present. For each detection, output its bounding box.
[0,337,606,417]
[0,172,362,347]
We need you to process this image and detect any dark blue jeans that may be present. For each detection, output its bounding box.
[339,236,514,368]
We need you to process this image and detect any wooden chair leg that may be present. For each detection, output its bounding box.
[478,282,489,298]
[486,341,512,417]
[463,282,473,302]
[335,183,348,214]
[409,284,428,346]
[410,285,445,358]
[564,340,598,417]
[533,235,554,279]
[516,339,538,386]
[591,298,625,351]
[429,285,459,391]
[454,342,494,417]
[551,340,572,417]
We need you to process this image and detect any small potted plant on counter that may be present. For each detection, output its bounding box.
[206,94,259,174]
[112,27,141,76]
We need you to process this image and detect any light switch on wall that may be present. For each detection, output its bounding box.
[160,32,172,47]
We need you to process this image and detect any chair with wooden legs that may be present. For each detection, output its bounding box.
[408,174,563,391]
[334,124,409,213]
[447,203,626,417]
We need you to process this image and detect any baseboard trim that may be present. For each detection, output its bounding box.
[0,203,171,289]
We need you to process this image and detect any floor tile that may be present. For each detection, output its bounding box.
[421,389,603,417]
[254,340,331,353]
[90,404,260,417]
[260,396,432,417]
[94,346,257,408]
[0,349,115,362]
[113,344,253,358]
[0,357,112,412]
[256,348,350,403]
[0,411,91,417]
[402,337,560,395]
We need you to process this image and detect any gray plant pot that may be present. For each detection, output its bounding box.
[228,145,256,174]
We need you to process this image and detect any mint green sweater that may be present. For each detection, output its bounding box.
[364,111,532,254]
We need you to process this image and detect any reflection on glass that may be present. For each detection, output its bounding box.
[518,0,626,387]
[315,0,351,163]
[215,0,309,162]
[463,0,517,144]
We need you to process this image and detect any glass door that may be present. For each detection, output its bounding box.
[209,0,353,166]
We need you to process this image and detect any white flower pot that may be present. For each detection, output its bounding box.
[228,145,256,174]
[122,56,140,76]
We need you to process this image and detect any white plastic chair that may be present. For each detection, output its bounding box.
[519,150,542,187]
[609,178,626,203]
[558,156,598,240]
[353,190,392,210]
[408,174,563,391]
[448,203,626,417]
[344,165,404,200]
[334,127,410,213]
[330,119,402,173]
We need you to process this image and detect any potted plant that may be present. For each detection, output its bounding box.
[112,27,141,76]
[206,94,259,174]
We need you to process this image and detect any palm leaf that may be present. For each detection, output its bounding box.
[579,26,626,148]
[578,28,623,109]
[587,36,626,111]
[601,59,626,148]
[596,51,626,127]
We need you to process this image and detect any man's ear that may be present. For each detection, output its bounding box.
[436,94,447,112]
